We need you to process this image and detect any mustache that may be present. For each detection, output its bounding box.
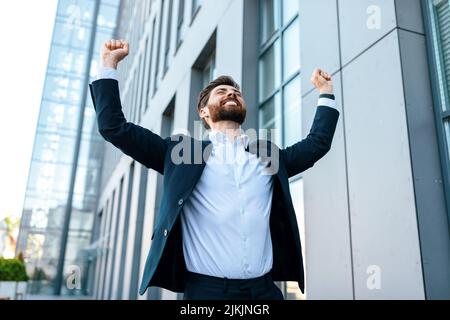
[221,97,240,106]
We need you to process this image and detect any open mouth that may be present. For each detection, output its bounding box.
[222,99,239,107]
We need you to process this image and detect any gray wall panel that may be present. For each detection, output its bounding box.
[338,0,397,66]
[343,31,424,299]
[299,0,341,95]
[395,0,425,34]
[302,72,354,299]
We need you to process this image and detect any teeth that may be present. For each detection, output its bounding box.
[225,101,237,106]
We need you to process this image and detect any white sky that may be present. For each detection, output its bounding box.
[0,1,58,220]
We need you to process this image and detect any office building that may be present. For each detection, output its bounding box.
[16,0,119,296]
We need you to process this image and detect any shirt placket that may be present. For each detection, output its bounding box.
[233,143,251,277]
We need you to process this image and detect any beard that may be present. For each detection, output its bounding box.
[208,98,247,125]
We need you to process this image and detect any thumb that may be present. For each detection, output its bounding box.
[121,40,129,52]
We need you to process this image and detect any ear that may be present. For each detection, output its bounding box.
[199,106,209,120]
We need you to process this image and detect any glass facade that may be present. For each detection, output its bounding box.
[424,0,450,223]
[17,0,119,296]
[258,0,301,148]
[258,0,304,300]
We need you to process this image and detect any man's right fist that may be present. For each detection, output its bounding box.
[101,39,129,69]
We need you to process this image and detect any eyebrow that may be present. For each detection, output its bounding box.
[215,87,241,93]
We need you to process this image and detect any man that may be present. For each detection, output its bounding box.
[89,39,340,300]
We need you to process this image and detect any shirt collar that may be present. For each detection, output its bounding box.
[208,129,249,149]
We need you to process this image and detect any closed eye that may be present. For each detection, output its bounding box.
[216,88,242,96]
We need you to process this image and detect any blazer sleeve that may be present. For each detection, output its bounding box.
[281,102,340,178]
[89,78,168,174]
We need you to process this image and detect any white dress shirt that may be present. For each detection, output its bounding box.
[97,66,119,80]
[181,130,275,279]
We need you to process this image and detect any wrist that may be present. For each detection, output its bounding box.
[102,58,118,70]
[319,86,334,95]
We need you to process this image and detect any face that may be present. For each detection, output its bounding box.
[200,85,247,126]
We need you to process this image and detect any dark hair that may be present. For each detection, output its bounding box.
[197,75,240,112]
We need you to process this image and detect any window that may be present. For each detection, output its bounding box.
[129,166,149,300]
[132,68,139,122]
[259,40,281,99]
[99,191,114,299]
[259,93,282,144]
[147,0,152,17]
[191,0,202,21]
[141,38,150,113]
[283,76,301,146]
[154,0,165,94]
[424,0,450,222]
[116,162,135,299]
[200,51,216,139]
[202,51,216,87]
[260,0,279,45]
[136,54,145,123]
[287,178,306,300]
[176,0,186,48]
[164,0,174,74]
[147,18,157,108]
[101,189,115,298]
[189,33,217,139]
[107,177,124,299]
[258,0,300,147]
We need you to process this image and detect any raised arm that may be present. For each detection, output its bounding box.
[281,69,340,177]
[89,40,168,174]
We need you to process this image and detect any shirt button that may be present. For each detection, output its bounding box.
[163,229,168,237]
[178,199,184,205]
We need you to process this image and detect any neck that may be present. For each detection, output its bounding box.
[210,121,242,140]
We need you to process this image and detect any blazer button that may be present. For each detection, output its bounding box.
[178,199,184,205]
[163,229,168,237]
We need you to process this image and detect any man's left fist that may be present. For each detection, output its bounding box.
[310,68,334,94]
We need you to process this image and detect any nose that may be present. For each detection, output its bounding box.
[226,90,237,99]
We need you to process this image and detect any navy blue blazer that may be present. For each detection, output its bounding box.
[89,79,340,296]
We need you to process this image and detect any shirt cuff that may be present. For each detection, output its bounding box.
[97,66,119,80]
[318,93,337,110]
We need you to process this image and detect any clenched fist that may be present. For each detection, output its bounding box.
[101,39,129,69]
[310,68,334,94]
